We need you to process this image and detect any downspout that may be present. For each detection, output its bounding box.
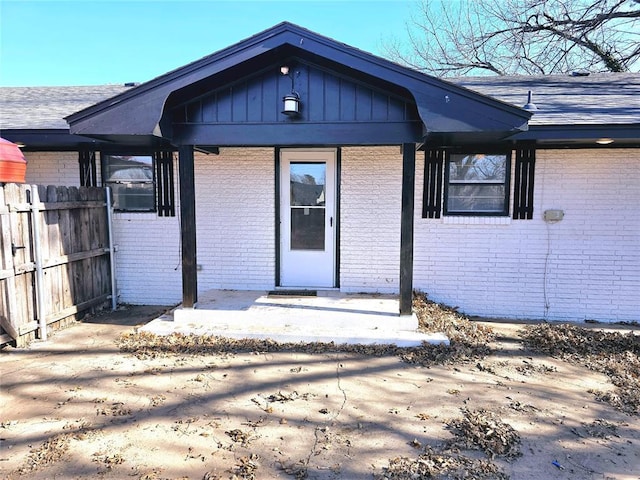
[106,187,117,310]
[30,186,47,341]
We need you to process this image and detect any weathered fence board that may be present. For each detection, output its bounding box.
[0,184,114,347]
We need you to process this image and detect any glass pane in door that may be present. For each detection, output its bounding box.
[290,162,326,250]
[290,163,326,206]
[291,208,325,250]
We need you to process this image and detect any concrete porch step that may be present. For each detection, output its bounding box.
[140,316,449,347]
[138,290,449,347]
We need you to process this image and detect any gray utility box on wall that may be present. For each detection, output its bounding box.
[544,209,565,222]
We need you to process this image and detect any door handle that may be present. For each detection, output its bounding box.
[330,217,333,227]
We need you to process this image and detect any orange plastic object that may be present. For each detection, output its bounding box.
[0,137,27,183]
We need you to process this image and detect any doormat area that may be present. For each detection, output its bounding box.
[268,290,317,297]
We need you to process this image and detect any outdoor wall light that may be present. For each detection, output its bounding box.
[596,138,614,145]
[280,65,301,117]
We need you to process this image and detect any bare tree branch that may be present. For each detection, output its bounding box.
[382,0,640,76]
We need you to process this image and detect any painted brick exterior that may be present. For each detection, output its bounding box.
[340,147,401,293]
[413,148,640,323]
[194,148,276,291]
[25,152,85,187]
[21,146,639,322]
[111,212,181,305]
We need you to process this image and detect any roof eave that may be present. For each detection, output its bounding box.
[67,22,531,139]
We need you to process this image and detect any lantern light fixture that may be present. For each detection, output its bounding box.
[280,65,300,117]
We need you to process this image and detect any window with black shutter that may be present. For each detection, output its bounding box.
[422,147,535,219]
[101,150,175,216]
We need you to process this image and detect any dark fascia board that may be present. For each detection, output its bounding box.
[422,123,640,149]
[0,128,174,152]
[509,124,640,143]
[66,22,531,139]
[0,129,112,151]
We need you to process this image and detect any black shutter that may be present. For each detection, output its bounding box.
[422,148,444,218]
[155,151,175,217]
[78,150,97,187]
[513,147,536,219]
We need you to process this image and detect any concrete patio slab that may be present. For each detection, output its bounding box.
[140,290,449,347]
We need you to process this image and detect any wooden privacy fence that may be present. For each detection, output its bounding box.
[0,184,115,347]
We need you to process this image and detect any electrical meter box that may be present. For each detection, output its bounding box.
[544,209,564,222]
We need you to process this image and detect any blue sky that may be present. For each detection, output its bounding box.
[0,0,417,86]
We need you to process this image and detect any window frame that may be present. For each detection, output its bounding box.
[443,150,512,217]
[101,152,157,213]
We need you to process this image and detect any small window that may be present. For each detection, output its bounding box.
[444,152,511,216]
[103,155,155,212]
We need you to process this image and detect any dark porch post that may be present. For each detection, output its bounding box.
[178,145,198,308]
[400,143,415,315]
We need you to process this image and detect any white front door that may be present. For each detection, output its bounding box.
[280,149,336,288]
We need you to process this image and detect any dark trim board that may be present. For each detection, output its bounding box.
[274,147,281,287]
[172,122,423,147]
[335,147,341,289]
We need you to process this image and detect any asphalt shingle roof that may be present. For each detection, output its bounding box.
[450,72,640,126]
[1,73,638,131]
[0,84,133,130]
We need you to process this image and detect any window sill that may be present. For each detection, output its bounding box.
[442,216,512,225]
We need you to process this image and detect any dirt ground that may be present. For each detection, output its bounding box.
[1,304,639,480]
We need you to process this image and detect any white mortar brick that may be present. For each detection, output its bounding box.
[19,146,639,322]
[340,146,401,293]
[414,148,640,323]
[24,152,85,186]
[195,148,276,290]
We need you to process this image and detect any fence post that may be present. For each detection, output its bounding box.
[30,186,47,341]
[106,187,117,311]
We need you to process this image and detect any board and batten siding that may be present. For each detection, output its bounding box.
[413,148,640,323]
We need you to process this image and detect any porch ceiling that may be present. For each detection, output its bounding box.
[65,22,531,147]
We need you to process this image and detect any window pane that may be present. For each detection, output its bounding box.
[290,163,326,206]
[447,185,505,213]
[291,208,325,250]
[449,154,506,182]
[105,155,153,182]
[104,155,155,212]
[111,183,155,211]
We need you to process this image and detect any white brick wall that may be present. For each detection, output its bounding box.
[21,147,640,322]
[24,152,84,186]
[112,211,182,305]
[194,148,276,290]
[340,146,401,293]
[414,148,640,323]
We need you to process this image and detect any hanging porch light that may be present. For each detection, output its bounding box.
[280,65,301,117]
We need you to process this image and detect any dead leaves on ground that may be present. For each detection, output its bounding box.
[116,292,495,367]
[378,445,509,480]
[17,433,71,474]
[445,408,521,460]
[379,407,519,479]
[521,323,640,415]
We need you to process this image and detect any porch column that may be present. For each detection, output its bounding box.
[178,145,198,308]
[399,143,416,315]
